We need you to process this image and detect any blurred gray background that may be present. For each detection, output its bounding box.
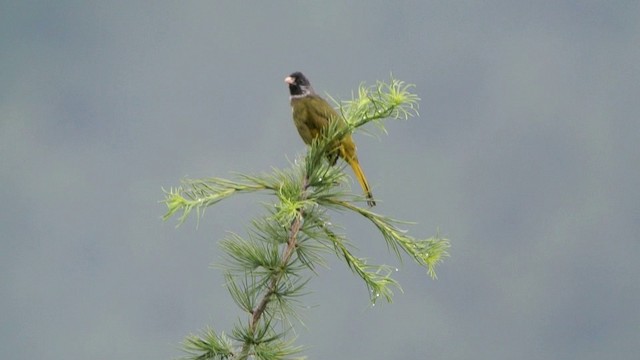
[1,1,638,359]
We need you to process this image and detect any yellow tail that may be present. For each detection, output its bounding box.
[347,158,376,207]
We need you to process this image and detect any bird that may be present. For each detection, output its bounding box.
[285,71,376,207]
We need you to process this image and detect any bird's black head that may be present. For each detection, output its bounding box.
[285,71,314,96]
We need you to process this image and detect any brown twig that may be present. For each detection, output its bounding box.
[249,210,303,330]
[239,177,308,359]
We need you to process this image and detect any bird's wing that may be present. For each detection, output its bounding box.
[307,95,340,130]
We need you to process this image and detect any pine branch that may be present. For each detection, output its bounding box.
[162,76,449,360]
[249,176,307,334]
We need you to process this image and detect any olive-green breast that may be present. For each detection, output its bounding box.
[291,94,343,145]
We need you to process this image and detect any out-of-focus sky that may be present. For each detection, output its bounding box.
[1,2,638,359]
